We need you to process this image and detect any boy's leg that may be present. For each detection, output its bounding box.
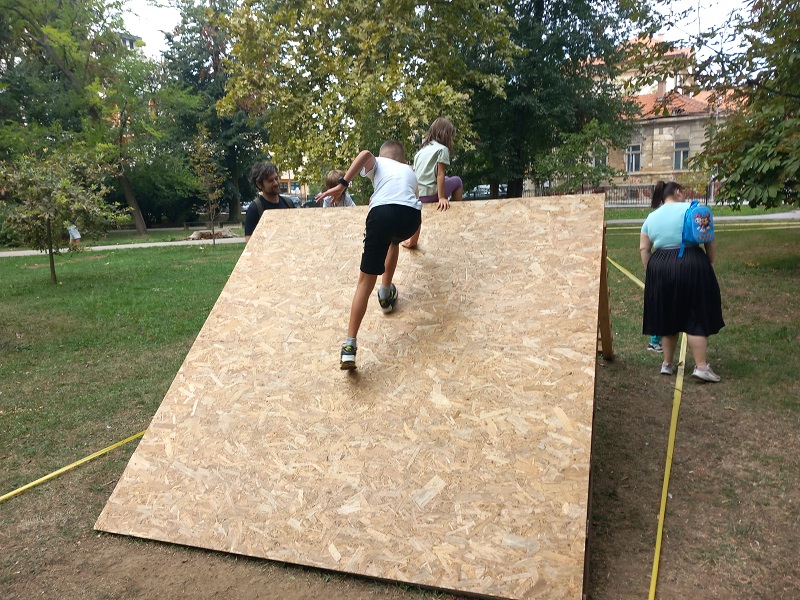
[347,271,378,339]
[401,224,420,249]
[382,243,399,288]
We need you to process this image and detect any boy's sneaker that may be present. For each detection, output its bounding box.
[377,284,398,314]
[340,344,357,370]
[660,363,674,375]
[692,364,721,382]
[647,342,663,353]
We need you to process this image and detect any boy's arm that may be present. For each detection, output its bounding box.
[436,162,450,211]
[315,150,376,204]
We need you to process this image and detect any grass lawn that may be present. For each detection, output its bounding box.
[0,226,798,599]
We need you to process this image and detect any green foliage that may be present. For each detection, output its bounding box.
[459,0,646,194]
[690,0,800,207]
[533,120,628,193]
[0,151,125,282]
[160,0,272,220]
[220,0,517,200]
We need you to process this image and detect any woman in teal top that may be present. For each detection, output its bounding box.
[640,181,724,382]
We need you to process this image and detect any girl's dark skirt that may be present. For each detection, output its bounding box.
[643,247,724,337]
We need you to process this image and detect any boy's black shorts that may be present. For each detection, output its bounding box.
[360,204,422,275]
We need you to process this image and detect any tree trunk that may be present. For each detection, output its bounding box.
[118,173,147,234]
[508,179,524,199]
[46,217,57,284]
[490,182,500,199]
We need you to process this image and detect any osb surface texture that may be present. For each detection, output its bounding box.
[96,195,605,600]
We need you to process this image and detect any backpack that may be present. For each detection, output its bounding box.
[679,200,714,258]
[253,194,296,216]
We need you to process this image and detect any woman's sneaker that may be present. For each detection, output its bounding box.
[692,364,721,382]
[340,344,357,370]
[660,363,674,375]
[647,342,663,353]
[377,284,398,313]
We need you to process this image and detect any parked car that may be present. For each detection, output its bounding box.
[463,184,508,200]
[463,185,490,200]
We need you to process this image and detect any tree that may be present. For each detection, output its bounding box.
[190,125,225,245]
[220,0,516,200]
[0,151,123,283]
[0,0,165,231]
[690,0,799,208]
[163,0,271,222]
[460,0,645,198]
[533,119,628,194]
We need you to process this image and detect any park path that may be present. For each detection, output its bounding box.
[1,210,798,258]
[0,234,245,258]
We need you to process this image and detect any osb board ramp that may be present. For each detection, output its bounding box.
[96,195,605,600]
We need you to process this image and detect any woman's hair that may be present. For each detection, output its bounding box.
[325,169,344,191]
[422,117,456,156]
[651,181,684,208]
[248,161,279,190]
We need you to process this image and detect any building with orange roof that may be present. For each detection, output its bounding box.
[598,39,732,198]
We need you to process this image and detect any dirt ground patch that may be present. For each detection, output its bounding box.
[588,358,800,599]
[3,353,798,600]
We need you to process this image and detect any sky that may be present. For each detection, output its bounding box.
[661,0,749,43]
[123,1,182,59]
[123,0,749,60]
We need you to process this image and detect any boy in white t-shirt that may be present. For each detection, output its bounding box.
[317,140,422,370]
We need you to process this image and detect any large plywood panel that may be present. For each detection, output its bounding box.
[96,195,605,600]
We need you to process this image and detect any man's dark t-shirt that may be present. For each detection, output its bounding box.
[244,195,295,237]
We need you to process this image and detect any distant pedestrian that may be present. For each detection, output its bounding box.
[67,223,81,251]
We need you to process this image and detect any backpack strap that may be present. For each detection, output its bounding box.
[678,200,699,259]
[254,195,295,215]
[253,196,266,217]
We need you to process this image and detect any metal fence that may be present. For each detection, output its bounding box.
[520,183,714,206]
[602,185,655,207]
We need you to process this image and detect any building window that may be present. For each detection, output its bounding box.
[626,144,641,173]
[674,140,690,170]
[593,145,608,168]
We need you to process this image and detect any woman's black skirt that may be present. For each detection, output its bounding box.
[642,247,724,337]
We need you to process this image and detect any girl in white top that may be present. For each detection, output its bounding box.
[402,117,463,248]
